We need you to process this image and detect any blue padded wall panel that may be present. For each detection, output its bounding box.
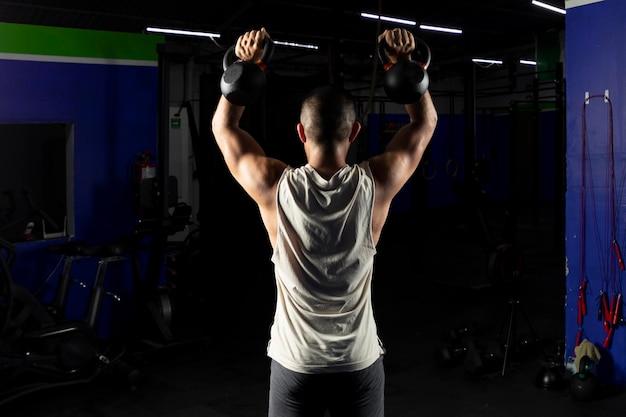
[565,0,626,385]
[0,58,158,339]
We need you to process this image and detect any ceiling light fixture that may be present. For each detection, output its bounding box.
[361,13,461,34]
[274,40,319,50]
[419,24,462,34]
[520,59,537,66]
[360,12,416,26]
[145,27,220,38]
[472,58,503,65]
[531,1,566,15]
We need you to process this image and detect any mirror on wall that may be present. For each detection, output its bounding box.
[0,123,72,242]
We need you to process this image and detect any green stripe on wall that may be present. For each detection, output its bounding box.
[0,22,163,61]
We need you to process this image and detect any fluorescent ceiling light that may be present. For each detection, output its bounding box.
[472,58,503,65]
[360,12,416,26]
[274,40,319,50]
[520,59,537,66]
[420,24,462,34]
[531,1,566,14]
[145,27,220,38]
[361,13,461,34]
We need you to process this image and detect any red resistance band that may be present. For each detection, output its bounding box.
[601,293,623,348]
[578,281,588,325]
[613,240,625,271]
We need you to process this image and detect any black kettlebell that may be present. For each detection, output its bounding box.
[570,355,599,401]
[220,37,275,106]
[378,37,430,104]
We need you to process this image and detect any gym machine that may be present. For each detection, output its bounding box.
[0,237,140,405]
[128,41,201,350]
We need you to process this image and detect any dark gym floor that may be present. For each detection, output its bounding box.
[2,202,626,416]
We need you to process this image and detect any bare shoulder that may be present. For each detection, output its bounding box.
[367,152,406,201]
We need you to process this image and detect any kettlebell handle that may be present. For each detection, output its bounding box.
[377,36,431,104]
[222,37,275,71]
[377,37,431,70]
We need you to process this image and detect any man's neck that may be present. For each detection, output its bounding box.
[308,159,347,180]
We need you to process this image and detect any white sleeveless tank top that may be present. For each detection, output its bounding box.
[267,162,384,374]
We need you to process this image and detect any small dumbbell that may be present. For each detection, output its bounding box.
[464,340,504,376]
[434,337,477,368]
[442,321,477,344]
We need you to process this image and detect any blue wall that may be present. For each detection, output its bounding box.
[0,25,161,339]
[369,110,557,211]
[565,0,626,385]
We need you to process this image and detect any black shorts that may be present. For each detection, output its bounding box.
[268,356,385,417]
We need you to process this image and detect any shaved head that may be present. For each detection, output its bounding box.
[299,85,357,148]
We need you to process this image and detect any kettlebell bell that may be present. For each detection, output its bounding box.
[378,37,431,104]
[220,37,275,106]
[569,355,599,401]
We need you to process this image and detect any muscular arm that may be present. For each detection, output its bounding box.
[211,29,287,246]
[212,96,286,204]
[368,30,438,242]
[368,91,437,241]
[369,90,438,200]
[211,95,287,247]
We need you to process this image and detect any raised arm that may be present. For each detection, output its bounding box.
[369,90,437,200]
[211,28,287,247]
[368,28,438,238]
[211,28,287,209]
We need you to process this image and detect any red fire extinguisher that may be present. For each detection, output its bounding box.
[134,150,157,216]
[135,150,157,185]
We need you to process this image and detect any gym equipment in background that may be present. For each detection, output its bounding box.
[495,292,548,377]
[0,237,140,405]
[129,203,192,346]
[535,340,566,390]
[0,187,63,242]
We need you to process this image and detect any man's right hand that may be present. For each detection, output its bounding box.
[378,28,415,64]
[235,27,270,63]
